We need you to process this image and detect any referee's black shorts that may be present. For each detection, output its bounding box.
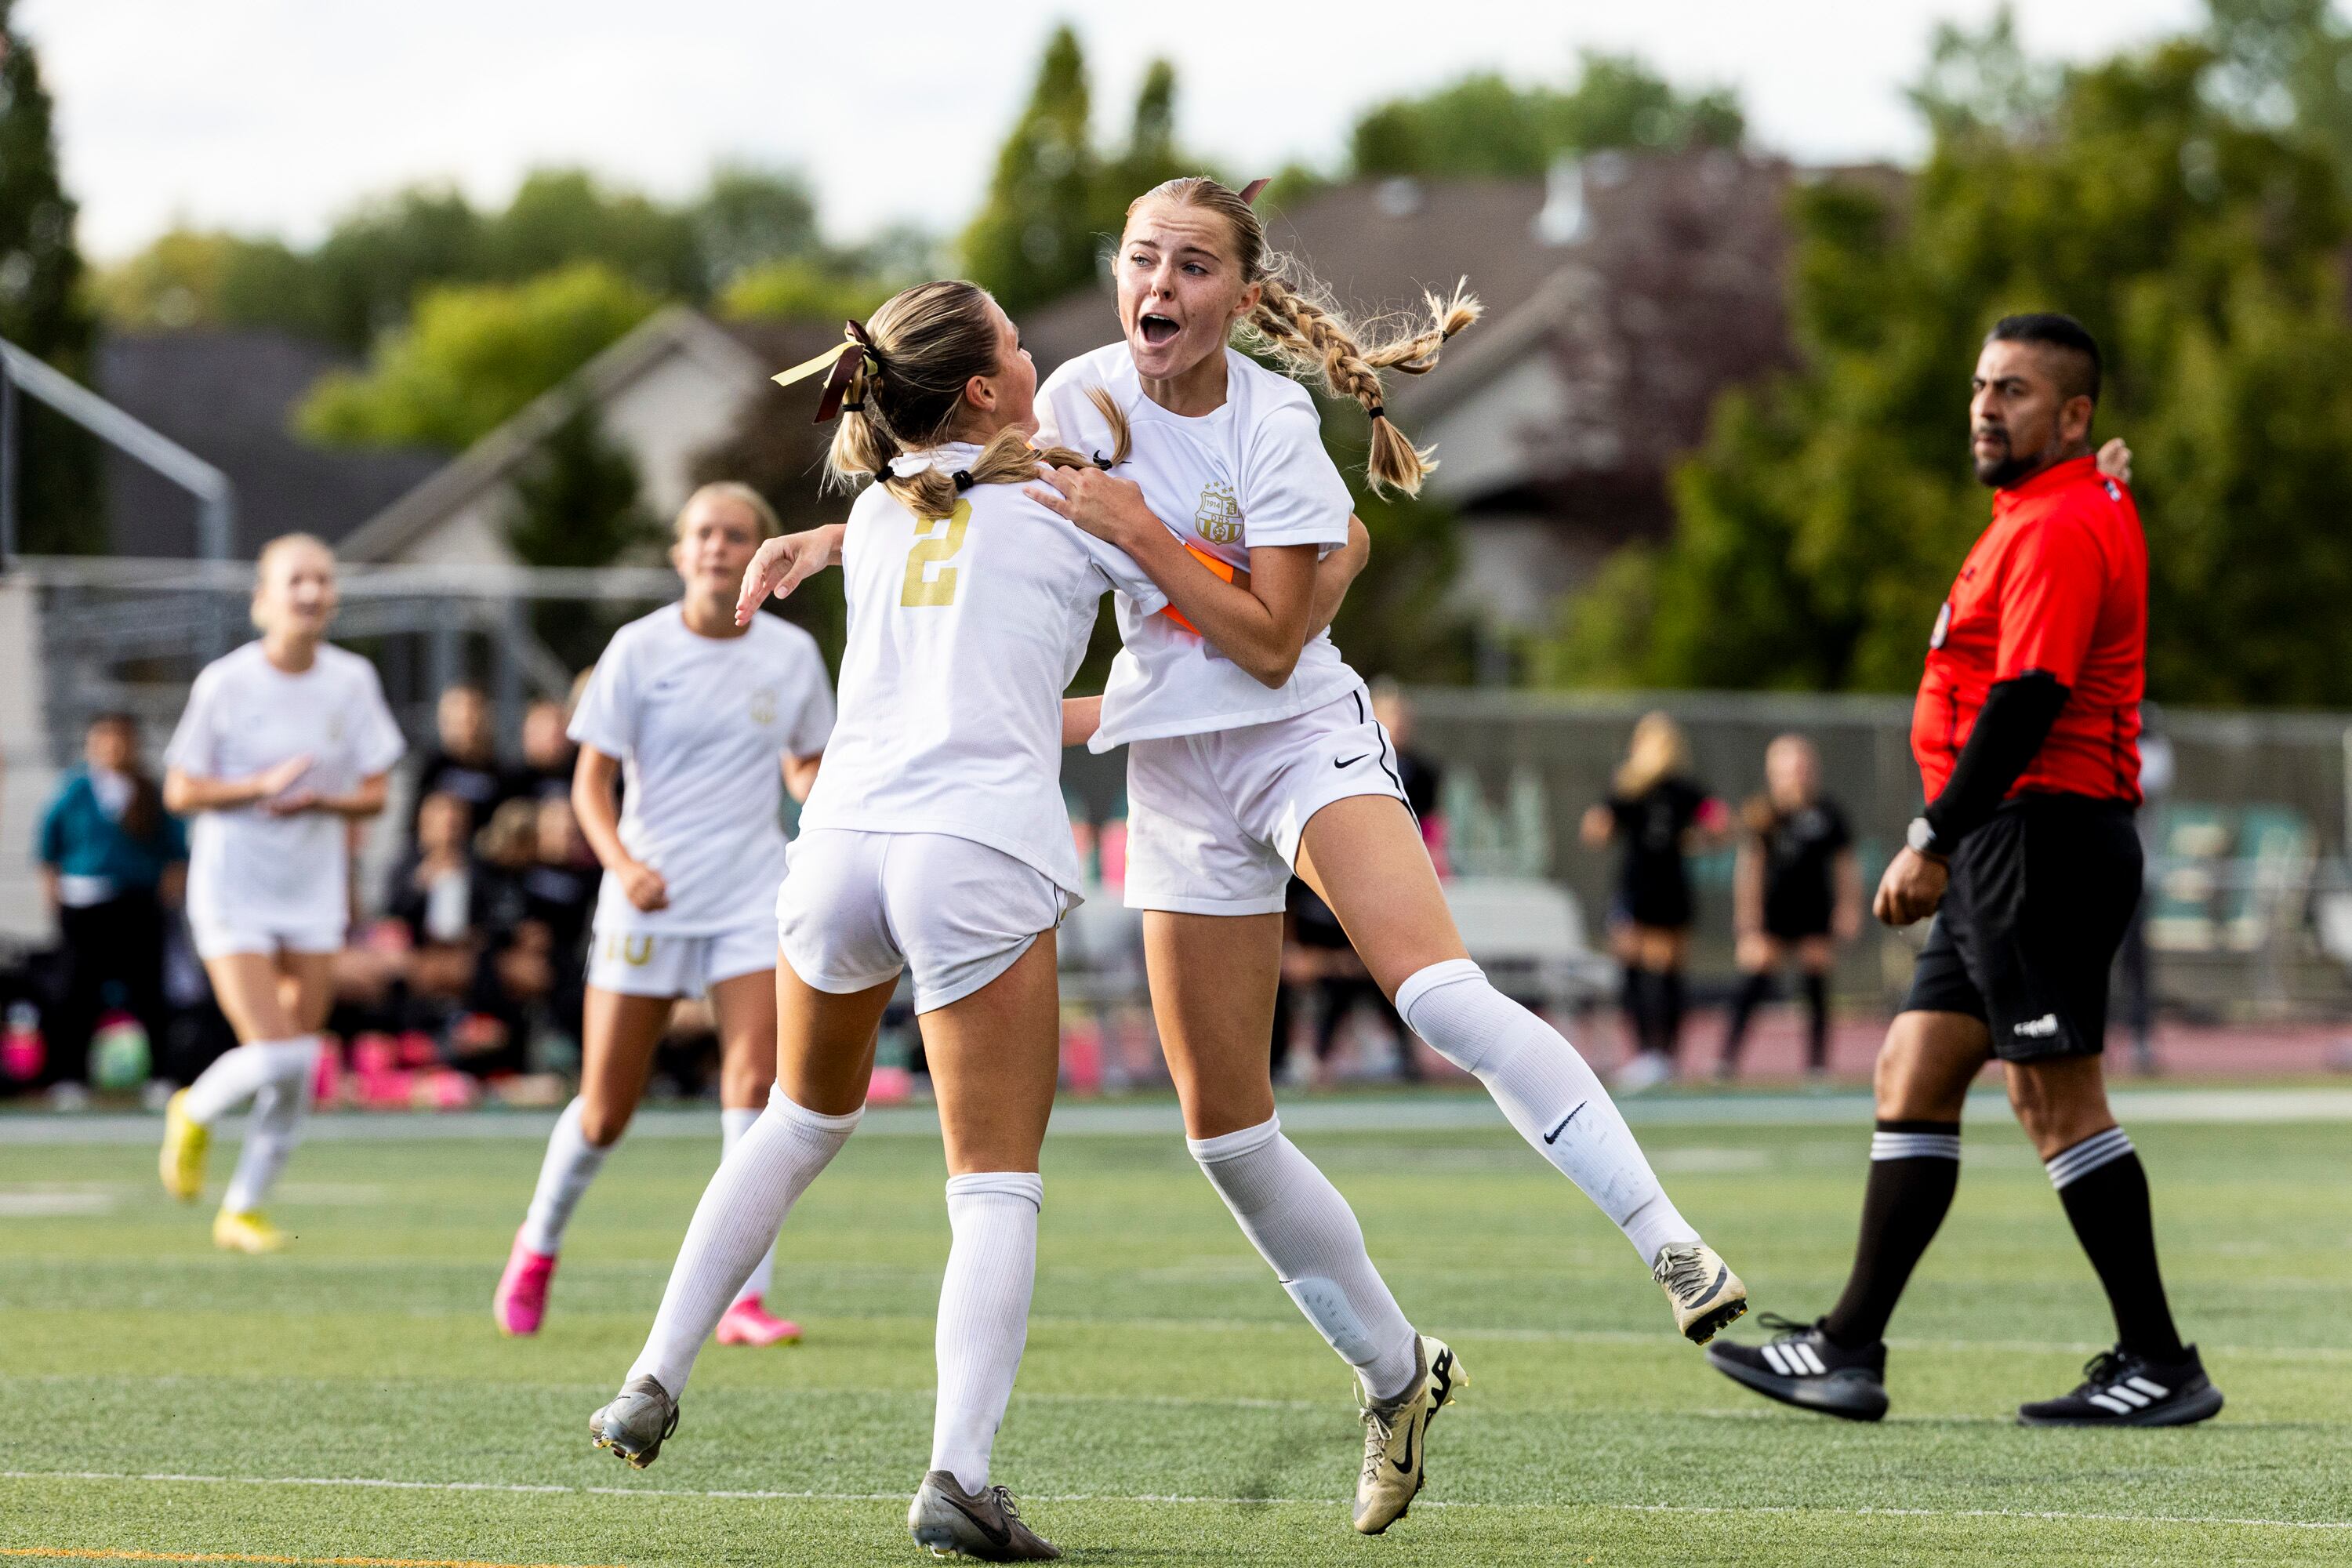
[1902,793,2142,1062]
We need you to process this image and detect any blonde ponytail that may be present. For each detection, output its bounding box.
[1127,176,1482,496]
[811,281,1132,522]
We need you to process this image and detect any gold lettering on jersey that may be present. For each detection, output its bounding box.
[1193,480,1243,546]
[749,687,777,725]
[606,934,655,967]
[901,500,971,608]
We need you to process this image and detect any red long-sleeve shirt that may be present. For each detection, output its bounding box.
[1911,455,2147,808]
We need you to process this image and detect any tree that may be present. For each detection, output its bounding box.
[719,260,892,323]
[298,263,657,450]
[688,163,824,295]
[959,25,1101,314]
[1546,19,2352,706]
[484,169,701,299]
[1098,59,1191,225]
[307,185,489,353]
[1348,53,1744,179]
[505,401,660,669]
[0,1,101,554]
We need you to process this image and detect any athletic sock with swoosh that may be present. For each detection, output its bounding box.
[1397,960,1697,1261]
[931,1171,1044,1494]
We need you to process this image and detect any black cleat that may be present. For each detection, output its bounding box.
[2016,1345,2223,1427]
[1705,1314,1889,1421]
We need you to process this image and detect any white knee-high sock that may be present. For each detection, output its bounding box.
[520,1098,611,1255]
[1399,959,1697,1263]
[183,1036,314,1125]
[930,1171,1042,1494]
[219,1037,320,1214]
[721,1105,779,1306]
[627,1087,859,1396]
[1189,1116,1419,1401]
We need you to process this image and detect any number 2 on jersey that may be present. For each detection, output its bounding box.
[900,500,971,608]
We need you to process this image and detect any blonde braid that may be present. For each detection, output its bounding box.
[879,393,1134,524]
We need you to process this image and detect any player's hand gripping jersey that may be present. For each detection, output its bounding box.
[569,607,834,934]
[796,443,1166,894]
[1912,454,2148,808]
[1037,344,1359,752]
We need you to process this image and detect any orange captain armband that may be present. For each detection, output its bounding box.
[1160,541,1238,635]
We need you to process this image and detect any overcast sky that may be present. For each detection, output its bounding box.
[30,0,2201,261]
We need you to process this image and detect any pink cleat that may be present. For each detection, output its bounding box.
[493,1230,557,1337]
[716,1295,802,1347]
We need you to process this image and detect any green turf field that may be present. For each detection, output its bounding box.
[2,1097,2346,1566]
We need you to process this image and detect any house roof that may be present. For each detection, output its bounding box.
[96,330,446,557]
[337,307,770,562]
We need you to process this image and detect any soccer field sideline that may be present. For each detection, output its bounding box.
[9,1083,2351,1147]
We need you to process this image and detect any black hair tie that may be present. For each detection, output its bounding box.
[840,399,865,412]
[952,470,975,492]
[1366,404,1387,420]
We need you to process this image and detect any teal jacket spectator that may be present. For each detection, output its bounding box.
[38,766,189,898]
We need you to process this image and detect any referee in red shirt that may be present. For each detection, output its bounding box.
[1708,314,2220,1428]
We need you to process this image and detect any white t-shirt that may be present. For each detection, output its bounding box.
[570,605,834,934]
[1036,343,1362,751]
[165,641,407,934]
[798,445,1167,894]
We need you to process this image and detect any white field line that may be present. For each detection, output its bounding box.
[4,1468,2345,1533]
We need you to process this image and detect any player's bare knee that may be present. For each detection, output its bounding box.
[2005,1061,2113,1158]
[577,1099,633,1148]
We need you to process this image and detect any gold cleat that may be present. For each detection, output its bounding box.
[159,1088,209,1201]
[1352,1334,1465,1535]
[1654,1241,1748,1344]
[212,1210,288,1254]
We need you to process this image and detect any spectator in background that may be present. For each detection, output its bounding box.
[518,697,579,804]
[1370,678,1447,875]
[411,684,517,837]
[1718,735,1862,1081]
[521,797,597,1045]
[1582,711,1727,1092]
[37,712,187,1094]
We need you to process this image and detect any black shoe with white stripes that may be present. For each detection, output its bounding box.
[2016,1345,2223,1427]
[1704,1314,1889,1421]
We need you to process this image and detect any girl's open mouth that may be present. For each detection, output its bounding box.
[1138,313,1181,347]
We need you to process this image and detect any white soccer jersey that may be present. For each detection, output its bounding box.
[1036,343,1361,752]
[165,641,407,935]
[797,445,1167,893]
[570,605,834,935]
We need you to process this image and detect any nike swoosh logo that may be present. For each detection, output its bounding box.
[1392,1412,1417,1475]
[938,1490,1011,1548]
[1544,1102,1588,1144]
[1686,1263,1727,1308]
[1334,753,1367,768]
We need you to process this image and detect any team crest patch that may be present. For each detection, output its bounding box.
[1193,480,1243,546]
[749,687,777,725]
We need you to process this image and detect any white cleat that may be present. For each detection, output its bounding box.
[1352,1334,1465,1535]
[588,1374,678,1469]
[1653,1241,1748,1344]
[907,1469,1060,1560]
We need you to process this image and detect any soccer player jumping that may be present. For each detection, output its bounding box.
[1707,314,2222,1428]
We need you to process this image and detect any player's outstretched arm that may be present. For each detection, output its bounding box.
[737,524,846,626]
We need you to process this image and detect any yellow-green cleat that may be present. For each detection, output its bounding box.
[212,1210,287,1254]
[159,1088,209,1202]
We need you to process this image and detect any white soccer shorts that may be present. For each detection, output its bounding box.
[775,829,1071,1014]
[586,916,777,1000]
[1122,684,1410,916]
[189,916,347,961]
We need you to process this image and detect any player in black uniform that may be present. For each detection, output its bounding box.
[1582,712,1727,1090]
[1719,735,1860,1080]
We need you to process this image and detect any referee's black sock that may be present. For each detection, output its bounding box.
[1622,968,1657,1056]
[1801,972,1829,1073]
[2045,1127,2186,1362]
[1820,1121,1962,1348]
[1720,971,1771,1066]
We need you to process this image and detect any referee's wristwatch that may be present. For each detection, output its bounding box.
[1905,816,1948,862]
